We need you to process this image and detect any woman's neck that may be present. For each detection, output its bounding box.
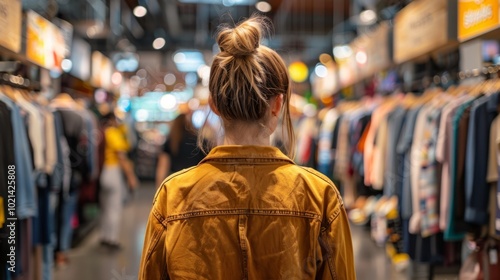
[223,123,271,146]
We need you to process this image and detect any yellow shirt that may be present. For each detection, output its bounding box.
[104,126,130,166]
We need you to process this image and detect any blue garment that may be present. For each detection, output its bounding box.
[464,93,499,225]
[42,244,53,280]
[51,111,64,192]
[396,106,422,220]
[384,106,407,197]
[59,189,79,251]
[42,192,58,280]
[0,96,37,218]
[394,106,421,256]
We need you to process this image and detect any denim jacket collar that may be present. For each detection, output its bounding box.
[200,145,295,164]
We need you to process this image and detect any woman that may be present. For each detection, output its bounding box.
[139,16,355,279]
[155,113,206,187]
[99,112,138,250]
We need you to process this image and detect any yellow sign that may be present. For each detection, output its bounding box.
[0,0,22,53]
[26,11,66,71]
[458,0,500,41]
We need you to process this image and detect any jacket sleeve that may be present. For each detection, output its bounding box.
[317,188,356,280]
[138,206,168,280]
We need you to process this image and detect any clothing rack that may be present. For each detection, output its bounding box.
[459,65,500,81]
[0,72,41,91]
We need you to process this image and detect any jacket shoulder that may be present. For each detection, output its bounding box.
[297,166,338,188]
[153,166,198,205]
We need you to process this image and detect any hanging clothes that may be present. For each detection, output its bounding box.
[0,94,37,219]
[465,93,500,227]
[317,108,339,179]
[383,106,407,197]
[444,101,474,241]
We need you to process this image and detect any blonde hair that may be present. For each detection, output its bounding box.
[199,15,295,158]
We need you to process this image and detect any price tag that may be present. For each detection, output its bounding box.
[489,248,498,265]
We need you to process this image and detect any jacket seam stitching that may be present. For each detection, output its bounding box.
[200,158,294,164]
[142,220,165,280]
[327,206,341,226]
[320,230,337,280]
[153,208,169,228]
[165,209,322,222]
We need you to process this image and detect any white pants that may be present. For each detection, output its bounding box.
[99,166,125,243]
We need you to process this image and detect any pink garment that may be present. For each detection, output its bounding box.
[436,95,472,231]
[363,101,396,186]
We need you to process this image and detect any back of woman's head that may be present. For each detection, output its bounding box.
[207,15,295,157]
[102,112,117,127]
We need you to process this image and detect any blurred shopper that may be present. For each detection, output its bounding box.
[99,112,138,250]
[155,113,206,187]
[140,16,355,279]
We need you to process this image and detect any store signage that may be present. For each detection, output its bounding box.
[0,0,22,53]
[351,22,391,80]
[91,51,113,90]
[394,0,455,64]
[26,11,67,71]
[70,37,91,81]
[335,22,391,89]
[458,0,500,41]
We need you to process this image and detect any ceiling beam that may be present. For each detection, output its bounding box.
[162,0,183,37]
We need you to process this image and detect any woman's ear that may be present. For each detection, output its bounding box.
[270,94,284,116]
[208,97,221,116]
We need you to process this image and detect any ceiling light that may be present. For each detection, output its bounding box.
[223,0,235,6]
[359,10,377,25]
[130,75,141,87]
[179,0,256,4]
[164,73,176,85]
[133,6,147,18]
[255,1,271,12]
[153,37,166,50]
[356,51,367,64]
[314,64,328,78]
[333,45,352,59]
[173,52,186,64]
[160,94,177,111]
[61,59,72,72]
[95,89,107,104]
[86,26,99,38]
[319,53,332,65]
[155,84,167,91]
[112,72,122,85]
[135,109,149,122]
[136,69,147,78]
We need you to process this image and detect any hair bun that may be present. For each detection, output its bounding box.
[217,17,264,57]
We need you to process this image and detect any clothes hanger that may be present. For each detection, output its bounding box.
[1,84,17,101]
[401,93,417,109]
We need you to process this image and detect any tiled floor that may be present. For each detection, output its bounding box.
[54,182,456,280]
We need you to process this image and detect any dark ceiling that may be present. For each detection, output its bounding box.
[22,0,410,68]
[119,0,350,53]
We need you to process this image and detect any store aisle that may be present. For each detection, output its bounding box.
[53,182,430,280]
[54,182,156,280]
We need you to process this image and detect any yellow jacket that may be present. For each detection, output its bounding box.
[139,145,355,280]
